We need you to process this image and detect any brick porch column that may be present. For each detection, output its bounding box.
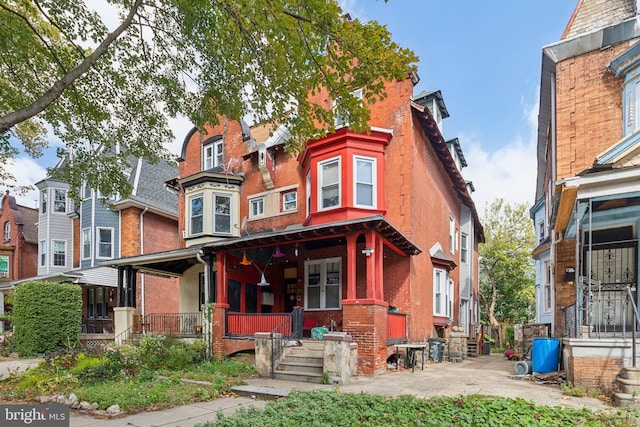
[211,304,228,358]
[342,301,388,375]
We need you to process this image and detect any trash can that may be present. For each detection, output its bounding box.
[483,341,491,355]
[428,338,446,363]
[532,338,560,373]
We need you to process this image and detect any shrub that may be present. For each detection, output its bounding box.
[12,281,82,357]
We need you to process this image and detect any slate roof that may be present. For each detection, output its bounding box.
[126,157,178,218]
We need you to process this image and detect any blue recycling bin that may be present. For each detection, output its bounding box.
[532,338,560,373]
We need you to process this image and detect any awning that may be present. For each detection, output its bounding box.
[553,183,578,234]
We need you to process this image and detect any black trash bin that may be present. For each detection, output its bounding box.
[428,338,446,363]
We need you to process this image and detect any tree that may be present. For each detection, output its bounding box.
[0,0,417,198]
[479,199,535,348]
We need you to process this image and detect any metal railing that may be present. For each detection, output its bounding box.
[270,307,303,378]
[226,311,299,337]
[143,312,203,336]
[626,286,640,368]
[577,277,637,338]
[81,318,114,334]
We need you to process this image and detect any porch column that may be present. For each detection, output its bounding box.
[213,251,229,358]
[117,266,124,307]
[375,234,384,301]
[365,231,377,300]
[346,235,358,300]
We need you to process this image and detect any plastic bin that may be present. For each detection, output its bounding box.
[514,360,532,375]
[428,338,446,363]
[532,338,560,373]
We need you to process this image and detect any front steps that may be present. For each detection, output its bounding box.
[467,340,478,357]
[614,366,640,407]
[273,340,325,384]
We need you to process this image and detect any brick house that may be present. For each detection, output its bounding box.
[108,67,483,375]
[532,0,640,392]
[7,156,180,338]
[0,191,38,332]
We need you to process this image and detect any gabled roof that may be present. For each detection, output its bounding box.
[413,90,450,119]
[411,102,485,242]
[0,193,38,244]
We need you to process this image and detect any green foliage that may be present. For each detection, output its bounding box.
[138,334,206,371]
[12,281,82,357]
[0,0,417,199]
[479,199,536,347]
[207,390,638,427]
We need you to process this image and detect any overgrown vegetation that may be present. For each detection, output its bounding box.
[0,334,255,413]
[205,390,639,427]
[12,281,82,356]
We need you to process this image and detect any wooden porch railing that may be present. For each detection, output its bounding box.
[388,312,407,344]
[226,312,298,337]
[81,318,114,334]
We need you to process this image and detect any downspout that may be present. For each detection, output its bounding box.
[197,250,212,359]
[139,207,148,317]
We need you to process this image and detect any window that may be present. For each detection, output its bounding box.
[82,228,91,259]
[3,221,10,241]
[306,172,311,217]
[87,287,108,319]
[41,191,47,214]
[544,261,552,312]
[538,221,545,244]
[82,183,92,199]
[39,240,46,267]
[334,88,363,128]
[434,269,453,317]
[189,194,204,235]
[203,139,223,170]
[53,240,66,267]
[354,156,376,208]
[249,197,264,218]
[449,216,455,253]
[319,157,340,209]
[305,257,342,310]
[213,193,231,234]
[54,189,66,213]
[461,233,468,263]
[283,191,297,212]
[97,228,113,258]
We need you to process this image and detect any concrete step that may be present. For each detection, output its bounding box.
[231,385,290,400]
[616,376,640,394]
[286,348,324,359]
[620,366,640,380]
[273,370,325,384]
[299,339,325,350]
[614,392,640,408]
[276,360,323,375]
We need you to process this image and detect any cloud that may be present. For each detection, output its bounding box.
[5,157,48,209]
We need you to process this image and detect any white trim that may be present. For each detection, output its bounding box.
[213,192,232,235]
[52,239,67,267]
[81,228,91,260]
[96,227,114,259]
[249,197,265,218]
[318,156,341,210]
[282,190,297,212]
[188,193,204,235]
[353,155,376,208]
[304,257,342,310]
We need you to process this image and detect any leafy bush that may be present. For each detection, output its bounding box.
[12,281,82,357]
[138,334,205,371]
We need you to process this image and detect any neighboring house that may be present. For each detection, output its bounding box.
[0,191,38,332]
[532,0,640,390]
[17,155,180,336]
[108,68,484,376]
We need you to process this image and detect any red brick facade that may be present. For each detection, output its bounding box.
[0,193,38,282]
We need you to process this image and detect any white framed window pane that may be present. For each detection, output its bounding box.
[82,229,91,259]
[54,190,66,213]
[203,145,213,170]
[41,191,47,214]
[98,229,112,258]
[283,191,297,211]
[250,198,264,217]
[325,285,340,308]
[214,194,231,233]
[40,240,46,266]
[190,196,203,234]
[355,157,374,207]
[215,140,223,167]
[307,287,321,309]
[53,241,65,266]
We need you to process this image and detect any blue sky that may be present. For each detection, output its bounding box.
[9,0,578,212]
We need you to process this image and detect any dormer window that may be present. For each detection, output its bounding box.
[319,157,341,209]
[203,138,223,170]
[3,221,10,241]
[54,189,67,213]
[334,88,363,128]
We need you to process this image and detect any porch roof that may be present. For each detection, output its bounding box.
[104,215,421,277]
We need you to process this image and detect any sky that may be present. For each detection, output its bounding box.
[7,0,579,214]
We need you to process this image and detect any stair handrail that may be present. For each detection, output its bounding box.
[270,307,303,379]
[625,286,640,368]
[114,324,136,346]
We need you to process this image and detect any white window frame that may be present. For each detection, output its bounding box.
[96,227,114,259]
[82,183,92,200]
[249,197,264,218]
[306,172,311,217]
[304,257,342,310]
[53,189,67,213]
[283,190,297,212]
[41,190,47,214]
[434,268,453,317]
[39,240,46,267]
[353,155,376,208]
[318,156,341,210]
[213,193,232,234]
[203,139,224,170]
[3,221,10,241]
[52,240,66,267]
[82,228,91,260]
[334,88,363,128]
[449,216,455,254]
[461,233,468,264]
[189,194,204,235]
[538,221,545,244]
[544,261,552,312]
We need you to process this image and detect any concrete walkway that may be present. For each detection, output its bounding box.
[1,354,615,427]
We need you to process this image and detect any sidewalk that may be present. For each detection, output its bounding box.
[65,354,610,427]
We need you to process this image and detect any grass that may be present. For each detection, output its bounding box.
[0,335,256,413]
[203,390,640,427]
